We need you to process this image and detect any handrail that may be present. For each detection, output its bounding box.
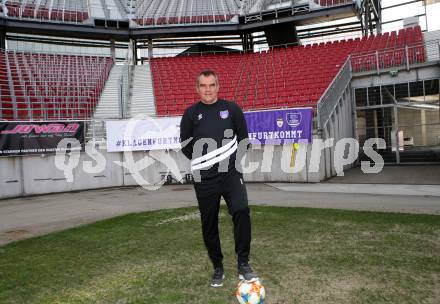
[316,57,352,131]
[350,39,440,74]
[0,48,112,58]
[3,1,89,24]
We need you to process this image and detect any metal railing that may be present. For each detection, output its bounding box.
[316,57,352,131]
[2,0,357,25]
[118,65,131,118]
[242,0,309,23]
[311,0,353,7]
[85,119,107,142]
[350,39,440,74]
[241,0,353,23]
[134,0,240,26]
[2,0,90,24]
[135,12,239,26]
[241,0,264,15]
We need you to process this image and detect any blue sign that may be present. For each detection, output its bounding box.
[244,108,313,144]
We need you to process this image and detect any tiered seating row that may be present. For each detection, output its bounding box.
[317,0,352,6]
[5,0,89,22]
[351,26,425,72]
[2,0,353,24]
[135,0,239,26]
[136,14,235,26]
[151,40,353,116]
[151,26,426,116]
[0,51,113,120]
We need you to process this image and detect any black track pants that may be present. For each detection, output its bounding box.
[194,170,251,269]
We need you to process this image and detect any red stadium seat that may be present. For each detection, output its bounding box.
[150,27,426,116]
[0,50,113,120]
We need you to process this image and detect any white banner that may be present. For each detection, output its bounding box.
[106,117,182,152]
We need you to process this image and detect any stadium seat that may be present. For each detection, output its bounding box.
[0,50,113,120]
[5,0,89,23]
[135,0,239,26]
[150,27,425,116]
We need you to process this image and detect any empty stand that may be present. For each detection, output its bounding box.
[150,26,427,116]
[0,50,113,120]
[135,0,239,26]
[5,0,89,22]
[150,40,352,116]
[2,0,352,24]
[350,26,425,73]
[316,0,352,6]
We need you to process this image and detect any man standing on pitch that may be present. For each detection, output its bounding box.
[180,70,258,288]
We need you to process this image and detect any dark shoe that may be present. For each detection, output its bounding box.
[210,267,225,287]
[238,263,258,282]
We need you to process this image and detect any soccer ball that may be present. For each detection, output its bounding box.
[236,279,266,304]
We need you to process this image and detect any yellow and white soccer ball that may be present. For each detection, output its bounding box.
[235,279,266,304]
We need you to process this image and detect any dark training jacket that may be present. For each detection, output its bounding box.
[180,99,249,180]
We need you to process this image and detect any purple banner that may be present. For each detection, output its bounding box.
[244,108,313,144]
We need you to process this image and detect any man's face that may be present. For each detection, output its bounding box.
[197,75,219,104]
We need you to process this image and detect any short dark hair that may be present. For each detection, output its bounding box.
[196,70,219,86]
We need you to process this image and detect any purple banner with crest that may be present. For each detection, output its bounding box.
[244,108,313,144]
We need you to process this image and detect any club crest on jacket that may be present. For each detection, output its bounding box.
[220,110,229,119]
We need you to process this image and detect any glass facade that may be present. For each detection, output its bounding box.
[355,79,440,163]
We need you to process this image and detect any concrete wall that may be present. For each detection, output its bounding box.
[18,142,124,196]
[1,139,342,199]
[1,85,361,199]
[242,143,309,183]
[351,65,440,89]
[0,157,22,198]
[121,149,191,187]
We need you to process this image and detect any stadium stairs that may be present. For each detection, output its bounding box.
[85,64,126,141]
[129,65,157,117]
[112,0,128,19]
[89,0,106,19]
[93,65,125,119]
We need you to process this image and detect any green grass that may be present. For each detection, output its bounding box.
[1,206,440,304]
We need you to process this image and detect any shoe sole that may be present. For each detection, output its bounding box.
[210,274,225,288]
[238,274,259,282]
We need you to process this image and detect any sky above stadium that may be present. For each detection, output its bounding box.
[382,0,440,31]
[382,0,440,32]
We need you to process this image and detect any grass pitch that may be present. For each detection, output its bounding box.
[0,206,439,304]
